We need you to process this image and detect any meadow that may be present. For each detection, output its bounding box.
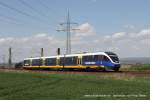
[0,70,150,100]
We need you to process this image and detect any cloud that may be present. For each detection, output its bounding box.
[140,39,150,45]
[137,29,150,38]
[99,29,150,57]
[0,27,150,63]
[0,37,14,44]
[0,33,64,62]
[0,38,5,43]
[34,33,47,38]
[74,23,96,37]
[112,32,126,39]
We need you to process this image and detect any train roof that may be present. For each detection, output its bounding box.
[24,52,111,60]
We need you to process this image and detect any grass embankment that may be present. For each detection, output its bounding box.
[120,64,150,72]
[0,71,150,100]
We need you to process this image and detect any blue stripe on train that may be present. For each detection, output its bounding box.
[83,61,114,67]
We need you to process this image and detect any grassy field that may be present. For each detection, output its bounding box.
[120,64,150,72]
[0,71,150,100]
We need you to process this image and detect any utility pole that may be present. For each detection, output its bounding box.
[8,47,12,68]
[2,55,5,68]
[57,48,60,55]
[57,10,79,54]
[41,48,44,57]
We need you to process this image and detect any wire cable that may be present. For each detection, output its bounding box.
[19,0,50,19]
[0,1,51,26]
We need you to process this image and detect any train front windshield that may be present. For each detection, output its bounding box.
[109,56,119,63]
[105,52,119,63]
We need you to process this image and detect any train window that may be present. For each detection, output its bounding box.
[82,56,92,61]
[93,55,99,61]
[24,60,30,66]
[82,55,102,62]
[65,57,78,65]
[103,56,110,62]
[45,58,56,66]
[99,55,103,61]
[109,56,119,62]
[32,59,42,66]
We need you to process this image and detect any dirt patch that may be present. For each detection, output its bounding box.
[123,71,150,77]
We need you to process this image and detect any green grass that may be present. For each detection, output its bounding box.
[0,71,150,100]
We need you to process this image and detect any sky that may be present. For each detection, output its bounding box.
[0,0,150,62]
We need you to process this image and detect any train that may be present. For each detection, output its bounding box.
[23,52,120,71]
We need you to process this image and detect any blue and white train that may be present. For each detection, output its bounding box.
[23,52,120,71]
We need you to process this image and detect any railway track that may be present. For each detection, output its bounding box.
[0,68,150,77]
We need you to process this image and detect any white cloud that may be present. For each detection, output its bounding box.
[140,39,150,45]
[98,29,150,57]
[34,33,48,38]
[112,32,126,39]
[1,28,150,63]
[137,29,150,38]
[75,23,96,37]
[0,33,64,62]
[0,38,5,43]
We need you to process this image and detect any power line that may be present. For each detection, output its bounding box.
[0,1,34,19]
[38,0,51,10]
[0,13,19,22]
[38,0,68,25]
[0,13,29,26]
[0,1,50,26]
[0,14,52,29]
[37,0,62,24]
[38,0,61,16]
[0,17,22,26]
[19,0,50,19]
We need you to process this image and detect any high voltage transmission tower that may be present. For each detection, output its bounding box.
[57,10,79,54]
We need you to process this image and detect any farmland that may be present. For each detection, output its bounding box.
[0,69,150,100]
[120,64,150,72]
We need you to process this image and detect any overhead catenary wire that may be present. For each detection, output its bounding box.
[38,0,59,15]
[0,13,29,26]
[0,14,53,29]
[37,0,63,25]
[18,0,50,19]
[0,13,19,22]
[0,1,52,26]
[0,17,22,26]
[38,0,65,22]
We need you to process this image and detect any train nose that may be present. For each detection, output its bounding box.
[115,64,120,68]
[113,64,120,71]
